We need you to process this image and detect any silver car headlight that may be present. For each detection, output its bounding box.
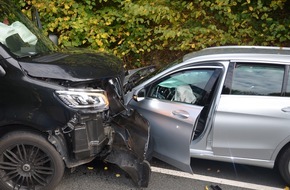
[55,89,109,109]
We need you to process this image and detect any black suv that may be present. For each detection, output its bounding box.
[0,1,150,189]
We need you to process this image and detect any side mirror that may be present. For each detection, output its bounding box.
[133,89,145,102]
[0,65,6,77]
[49,34,58,45]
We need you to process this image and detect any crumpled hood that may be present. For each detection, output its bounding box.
[18,52,124,82]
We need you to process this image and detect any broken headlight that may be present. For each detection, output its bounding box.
[56,89,109,109]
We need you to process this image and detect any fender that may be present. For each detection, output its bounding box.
[105,110,152,187]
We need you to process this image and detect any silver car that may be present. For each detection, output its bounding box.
[124,46,290,185]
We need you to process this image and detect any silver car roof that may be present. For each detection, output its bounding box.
[129,46,290,93]
[183,46,290,64]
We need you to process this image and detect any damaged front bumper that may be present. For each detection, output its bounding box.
[51,86,151,187]
[49,109,151,187]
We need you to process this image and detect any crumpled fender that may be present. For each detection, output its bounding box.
[105,110,152,187]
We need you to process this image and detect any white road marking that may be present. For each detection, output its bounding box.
[151,166,284,190]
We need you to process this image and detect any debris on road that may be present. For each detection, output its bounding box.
[205,185,222,190]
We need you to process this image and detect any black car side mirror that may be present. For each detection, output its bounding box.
[0,65,6,77]
[133,89,145,102]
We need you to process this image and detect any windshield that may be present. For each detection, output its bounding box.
[0,2,58,57]
[133,57,183,87]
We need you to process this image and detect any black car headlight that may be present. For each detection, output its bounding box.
[56,89,109,109]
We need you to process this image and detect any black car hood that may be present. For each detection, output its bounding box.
[18,52,124,82]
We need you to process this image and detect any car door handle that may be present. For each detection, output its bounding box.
[282,107,290,113]
[172,110,189,119]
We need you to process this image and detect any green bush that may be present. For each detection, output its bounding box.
[14,0,290,68]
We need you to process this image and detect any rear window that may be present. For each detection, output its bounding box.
[226,63,284,96]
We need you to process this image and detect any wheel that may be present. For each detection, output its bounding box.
[278,146,290,185]
[0,131,65,190]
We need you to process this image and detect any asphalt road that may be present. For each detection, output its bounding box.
[55,158,287,190]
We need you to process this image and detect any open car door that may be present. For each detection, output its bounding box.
[129,67,221,173]
[134,99,202,173]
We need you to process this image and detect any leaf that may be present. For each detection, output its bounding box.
[17,0,289,69]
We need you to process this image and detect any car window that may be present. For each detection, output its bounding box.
[231,63,284,96]
[147,69,215,105]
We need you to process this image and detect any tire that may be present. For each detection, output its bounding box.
[278,146,290,185]
[0,131,65,190]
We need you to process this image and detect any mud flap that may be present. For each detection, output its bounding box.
[105,110,152,187]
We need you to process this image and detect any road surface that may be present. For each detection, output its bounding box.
[56,158,287,190]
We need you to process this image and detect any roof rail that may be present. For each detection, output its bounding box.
[204,46,290,51]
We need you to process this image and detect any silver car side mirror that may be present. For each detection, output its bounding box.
[133,89,145,102]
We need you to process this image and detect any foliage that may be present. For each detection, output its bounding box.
[12,0,290,68]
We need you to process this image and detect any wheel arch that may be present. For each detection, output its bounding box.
[0,124,69,166]
[0,122,99,169]
[0,123,48,139]
[273,138,290,168]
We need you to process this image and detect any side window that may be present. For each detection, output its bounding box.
[230,63,284,96]
[147,69,215,105]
